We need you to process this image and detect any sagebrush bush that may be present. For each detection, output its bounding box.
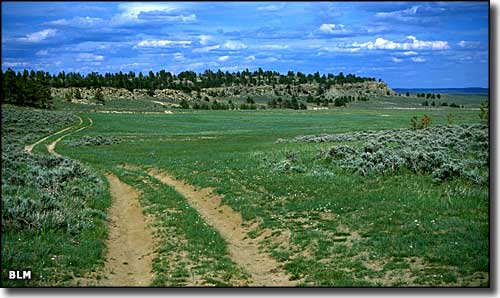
[64,135,122,147]
[278,124,488,184]
[1,106,107,233]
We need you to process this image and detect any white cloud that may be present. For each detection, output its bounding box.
[353,37,399,50]
[246,55,256,61]
[402,51,418,56]
[392,57,403,63]
[178,14,196,22]
[458,40,482,49]
[223,41,247,50]
[18,29,57,43]
[198,34,212,46]
[139,13,196,23]
[257,3,285,11]
[219,66,244,72]
[173,52,184,60]
[319,23,346,34]
[264,57,278,62]
[218,55,229,62]
[116,3,179,20]
[376,6,445,19]
[261,44,289,50]
[76,53,104,62]
[353,36,449,51]
[411,57,426,63]
[192,45,220,53]
[46,16,104,28]
[319,47,360,53]
[36,50,48,56]
[112,3,194,24]
[2,61,29,68]
[135,39,191,48]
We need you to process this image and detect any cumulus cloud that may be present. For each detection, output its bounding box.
[318,23,347,35]
[112,3,195,25]
[76,53,104,62]
[223,41,247,50]
[135,39,191,48]
[392,57,403,63]
[18,29,57,42]
[246,55,256,61]
[353,36,449,51]
[411,57,426,62]
[198,34,213,46]
[402,51,418,56]
[116,2,180,19]
[218,55,229,62]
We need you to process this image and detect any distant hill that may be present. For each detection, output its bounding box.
[394,88,488,95]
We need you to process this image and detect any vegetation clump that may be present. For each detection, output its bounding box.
[1,106,109,285]
[280,125,488,184]
[64,136,122,147]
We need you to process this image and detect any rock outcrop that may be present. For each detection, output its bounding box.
[51,81,395,104]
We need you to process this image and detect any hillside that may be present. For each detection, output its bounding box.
[50,81,395,105]
[3,68,395,108]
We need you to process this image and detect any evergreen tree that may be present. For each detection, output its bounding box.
[74,88,83,100]
[180,98,190,109]
[94,88,105,105]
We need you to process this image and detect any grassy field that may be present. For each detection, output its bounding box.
[45,102,489,286]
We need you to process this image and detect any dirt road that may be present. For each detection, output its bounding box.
[148,168,295,287]
[98,173,156,286]
[24,116,83,154]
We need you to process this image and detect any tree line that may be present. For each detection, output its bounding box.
[1,67,378,109]
[2,67,377,92]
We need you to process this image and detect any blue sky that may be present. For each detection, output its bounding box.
[1,1,489,88]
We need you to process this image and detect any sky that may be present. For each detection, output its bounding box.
[1,1,489,88]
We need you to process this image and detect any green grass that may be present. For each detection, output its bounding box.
[54,101,488,286]
[1,106,111,287]
[110,166,249,286]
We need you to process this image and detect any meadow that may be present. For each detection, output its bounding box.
[48,102,488,286]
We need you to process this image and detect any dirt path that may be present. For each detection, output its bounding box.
[147,168,295,287]
[47,117,92,158]
[24,116,83,154]
[97,173,156,287]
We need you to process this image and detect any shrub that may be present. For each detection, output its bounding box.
[64,136,122,147]
[417,115,432,129]
[277,124,488,184]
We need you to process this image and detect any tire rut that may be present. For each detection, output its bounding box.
[24,116,83,154]
[147,168,295,287]
[46,117,93,158]
[97,173,156,287]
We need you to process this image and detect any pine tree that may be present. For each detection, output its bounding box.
[94,88,105,105]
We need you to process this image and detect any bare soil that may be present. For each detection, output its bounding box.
[97,173,156,286]
[24,116,82,154]
[147,168,295,287]
[46,117,93,157]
